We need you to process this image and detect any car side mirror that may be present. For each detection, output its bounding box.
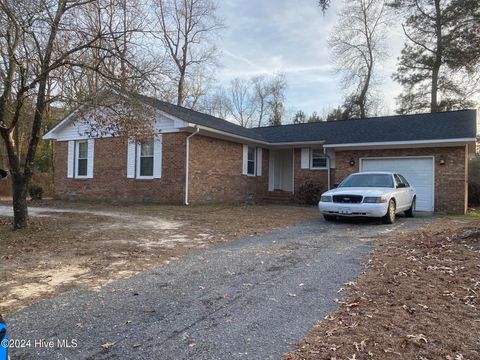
[333,183,339,188]
[397,183,406,188]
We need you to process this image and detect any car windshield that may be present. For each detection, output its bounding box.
[339,174,394,188]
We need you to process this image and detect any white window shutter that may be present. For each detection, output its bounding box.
[153,135,162,179]
[87,139,94,178]
[256,147,262,176]
[67,141,74,178]
[242,145,248,175]
[127,140,136,178]
[301,148,310,169]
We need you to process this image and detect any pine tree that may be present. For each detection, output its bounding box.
[391,0,480,113]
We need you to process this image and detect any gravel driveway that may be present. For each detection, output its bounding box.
[6,214,433,359]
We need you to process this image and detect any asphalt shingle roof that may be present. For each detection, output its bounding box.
[133,93,266,142]
[132,91,477,145]
[252,110,477,144]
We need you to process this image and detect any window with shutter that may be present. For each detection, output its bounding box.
[75,140,89,178]
[311,149,328,169]
[137,140,154,178]
[247,146,256,176]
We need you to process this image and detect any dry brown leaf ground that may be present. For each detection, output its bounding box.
[0,200,318,315]
[283,217,480,360]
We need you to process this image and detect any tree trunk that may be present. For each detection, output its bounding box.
[358,62,372,118]
[11,175,28,230]
[431,0,442,112]
[177,70,185,107]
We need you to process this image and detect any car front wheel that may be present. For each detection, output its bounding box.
[382,199,396,224]
[405,198,416,218]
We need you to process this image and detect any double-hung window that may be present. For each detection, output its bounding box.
[127,136,162,179]
[247,146,256,176]
[67,139,93,179]
[76,140,88,177]
[137,140,154,178]
[242,144,262,176]
[311,149,328,169]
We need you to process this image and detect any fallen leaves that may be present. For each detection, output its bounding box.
[402,304,416,314]
[406,333,428,345]
[101,341,116,350]
[282,220,480,360]
[353,339,366,352]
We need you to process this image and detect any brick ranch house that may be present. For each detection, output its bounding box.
[43,92,477,214]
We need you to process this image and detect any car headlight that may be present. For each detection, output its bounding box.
[320,195,332,202]
[363,196,387,203]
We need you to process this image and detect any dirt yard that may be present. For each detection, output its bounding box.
[283,216,480,360]
[0,200,318,315]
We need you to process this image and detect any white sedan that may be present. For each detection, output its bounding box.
[318,172,416,224]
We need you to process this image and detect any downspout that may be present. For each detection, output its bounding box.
[185,126,200,205]
[324,148,331,190]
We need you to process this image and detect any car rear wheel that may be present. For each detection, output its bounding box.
[323,215,336,221]
[405,198,416,218]
[382,199,396,224]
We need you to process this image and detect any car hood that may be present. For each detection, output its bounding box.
[322,187,393,197]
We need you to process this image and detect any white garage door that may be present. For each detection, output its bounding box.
[360,157,434,212]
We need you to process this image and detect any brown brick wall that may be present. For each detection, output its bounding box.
[293,148,330,196]
[188,135,268,203]
[53,133,187,203]
[53,134,468,213]
[334,146,468,214]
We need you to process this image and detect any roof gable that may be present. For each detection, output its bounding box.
[43,91,187,140]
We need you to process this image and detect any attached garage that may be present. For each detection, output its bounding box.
[360,157,434,212]
[333,146,471,214]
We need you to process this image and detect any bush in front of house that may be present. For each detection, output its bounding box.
[296,181,324,205]
[28,184,44,201]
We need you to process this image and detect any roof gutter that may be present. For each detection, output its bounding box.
[184,126,200,205]
[323,138,477,149]
[191,124,325,147]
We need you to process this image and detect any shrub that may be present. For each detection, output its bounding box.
[469,158,480,206]
[296,181,324,205]
[469,182,480,206]
[28,184,44,201]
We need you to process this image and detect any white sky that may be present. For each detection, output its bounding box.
[215,0,406,119]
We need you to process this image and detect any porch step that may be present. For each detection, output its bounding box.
[262,191,294,204]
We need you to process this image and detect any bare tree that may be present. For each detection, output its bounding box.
[152,0,223,107]
[56,0,162,108]
[266,73,287,126]
[201,73,288,127]
[251,75,270,127]
[0,0,146,229]
[226,78,257,127]
[251,73,287,126]
[199,86,230,119]
[329,0,389,118]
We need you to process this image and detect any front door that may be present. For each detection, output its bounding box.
[269,149,293,192]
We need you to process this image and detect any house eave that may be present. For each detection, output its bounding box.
[324,138,477,151]
[185,124,325,147]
